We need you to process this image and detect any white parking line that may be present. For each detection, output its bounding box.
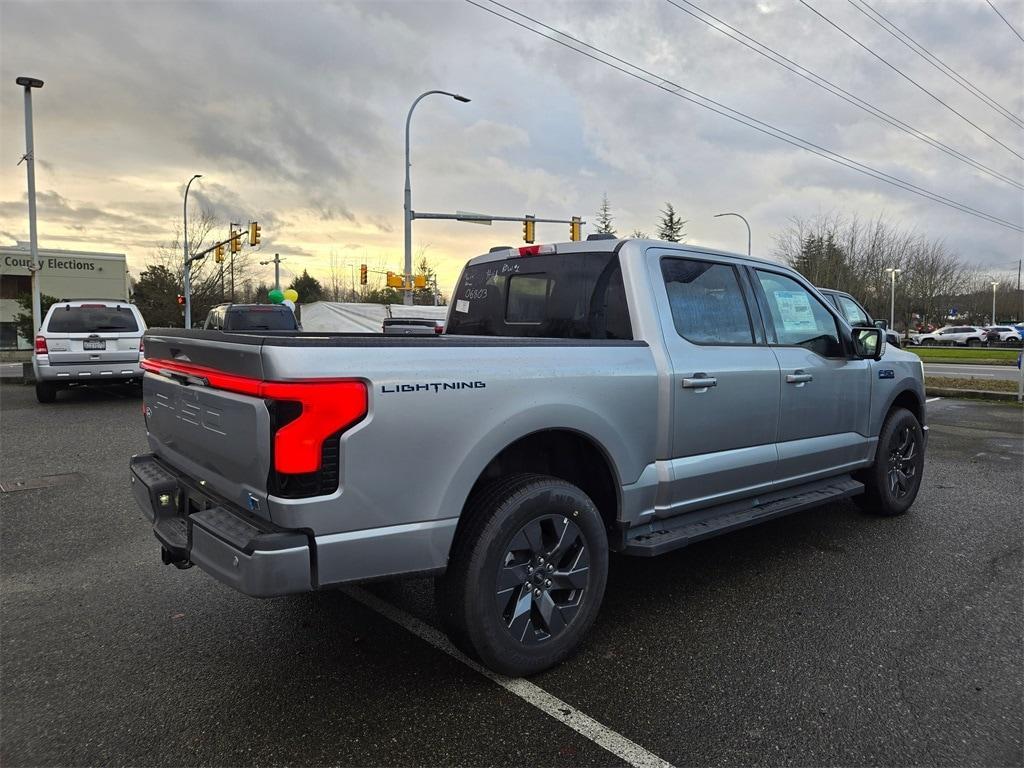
[343,585,674,768]
[926,397,942,403]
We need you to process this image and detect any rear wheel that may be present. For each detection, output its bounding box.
[35,382,57,404]
[855,407,924,517]
[435,473,608,676]
[966,337,980,347]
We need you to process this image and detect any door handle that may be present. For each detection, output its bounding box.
[786,371,813,384]
[682,374,718,389]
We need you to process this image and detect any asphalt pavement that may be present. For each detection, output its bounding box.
[1,383,1021,767]
[925,363,1021,382]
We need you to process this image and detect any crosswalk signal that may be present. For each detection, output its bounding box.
[386,271,404,288]
[522,215,535,244]
[215,244,225,264]
[360,264,368,285]
[414,274,427,289]
[230,230,241,254]
[248,221,261,246]
[570,216,582,242]
[176,294,185,306]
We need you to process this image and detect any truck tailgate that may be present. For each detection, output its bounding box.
[142,331,272,511]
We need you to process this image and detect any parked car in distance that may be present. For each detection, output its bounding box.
[132,237,925,676]
[33,299,146,403]
[203,303,299,332]
[382,317,444,335]
[817,287,901,348]
[983,326,1022,345]
[910,325,987,346]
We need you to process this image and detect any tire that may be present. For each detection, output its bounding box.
[966,337,980,347]
[435,473,608,676]
[35,382,57,404]
[854,407,925,517]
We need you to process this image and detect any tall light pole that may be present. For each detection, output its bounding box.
[991,281,999,324]
[16,76,44,338]
[404,90,470,305]
[182,174,202,328]
[885,267,901,330]
[713,212,751,256]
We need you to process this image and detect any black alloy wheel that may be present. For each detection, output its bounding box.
[496,514,590,645]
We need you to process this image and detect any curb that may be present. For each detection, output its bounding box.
[925,386,1020,403]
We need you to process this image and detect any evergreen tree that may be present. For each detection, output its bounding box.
[131,265,182,327]
[594,193,616,235]
[13,293,58,342]
[631,229,649,239]
[288,269,324,303]
[656,202,686,242]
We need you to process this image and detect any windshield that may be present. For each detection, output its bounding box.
[446,251,632,339]
[47,306,139,334]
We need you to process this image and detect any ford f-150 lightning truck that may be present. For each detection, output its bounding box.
[130,237,927,676]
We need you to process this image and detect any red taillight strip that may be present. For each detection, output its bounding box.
[141,357,367,475]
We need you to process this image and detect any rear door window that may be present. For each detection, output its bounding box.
[660,258,754,344]
[47,306,139,334]
[834,295,871,326]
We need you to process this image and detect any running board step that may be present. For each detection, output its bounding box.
[623,476,863,557]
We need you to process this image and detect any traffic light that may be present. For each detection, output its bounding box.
[386,272,404,288]
[570,216,581,242]
[230,230,241,254]
[249,221,261,246]
[522,215,535,244]
[176,294,185,306]
[360,264,368,285]
[414,274,427,289]
[215,244,225,264]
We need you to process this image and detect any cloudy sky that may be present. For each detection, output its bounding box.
[1,0,1021,293]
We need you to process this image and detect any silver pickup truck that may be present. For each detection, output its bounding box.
[130,237,926,676]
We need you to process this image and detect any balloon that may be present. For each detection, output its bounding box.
[268,289,284,304]
[283,288,299,303]
[282,299,295,311]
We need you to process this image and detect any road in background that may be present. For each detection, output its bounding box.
[1,385,1021,767]
[925,363,1020,381]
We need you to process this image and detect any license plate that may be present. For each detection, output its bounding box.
[83,340,106,350]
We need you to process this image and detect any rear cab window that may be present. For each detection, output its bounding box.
[225,307,297,331]
[46,305,140,334]
[447,251,632,339]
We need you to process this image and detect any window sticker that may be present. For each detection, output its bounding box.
[773,290,817,332]
[455,299,470,314]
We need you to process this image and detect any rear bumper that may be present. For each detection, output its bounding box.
[34,355,141,382]
[130,454,312,597]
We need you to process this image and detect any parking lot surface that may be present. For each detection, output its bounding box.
[1,384,1021,767]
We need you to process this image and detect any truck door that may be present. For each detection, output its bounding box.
[749,268,873,484]
[651,251,781,515]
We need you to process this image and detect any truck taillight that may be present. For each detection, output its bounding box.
[434,324,444,334]
[140,358,368,478]
[138,338,145,358]
[517,244,556,257]
[34,336,47,354]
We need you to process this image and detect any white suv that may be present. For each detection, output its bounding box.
[911,325,987,346]
[32,299,147,403]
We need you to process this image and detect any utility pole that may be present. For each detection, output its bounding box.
[260,253,283,290]
[404,89,471,306]
[182,174,202,328]
[991,281,999,324]
[16,77,44,336]
[885,267,901,330]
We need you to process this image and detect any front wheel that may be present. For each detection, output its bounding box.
[855,407,925,517]
[435,474,608,676]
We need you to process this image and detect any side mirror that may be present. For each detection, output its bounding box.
[874,319,888,330]
[853,327,885,361]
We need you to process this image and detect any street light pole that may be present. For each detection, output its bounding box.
[885,267,901,330]
[991,281,999,324]
[16,76,44,338]
[713,212,751,256]
[404,90,470,306]
[182,174,202,328]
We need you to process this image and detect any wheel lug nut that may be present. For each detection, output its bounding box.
[544,579,551,587]
[546,563,554,571]
[537,557,545,565]
[533,589,541,598]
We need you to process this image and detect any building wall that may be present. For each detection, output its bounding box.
[0,242,128,349]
